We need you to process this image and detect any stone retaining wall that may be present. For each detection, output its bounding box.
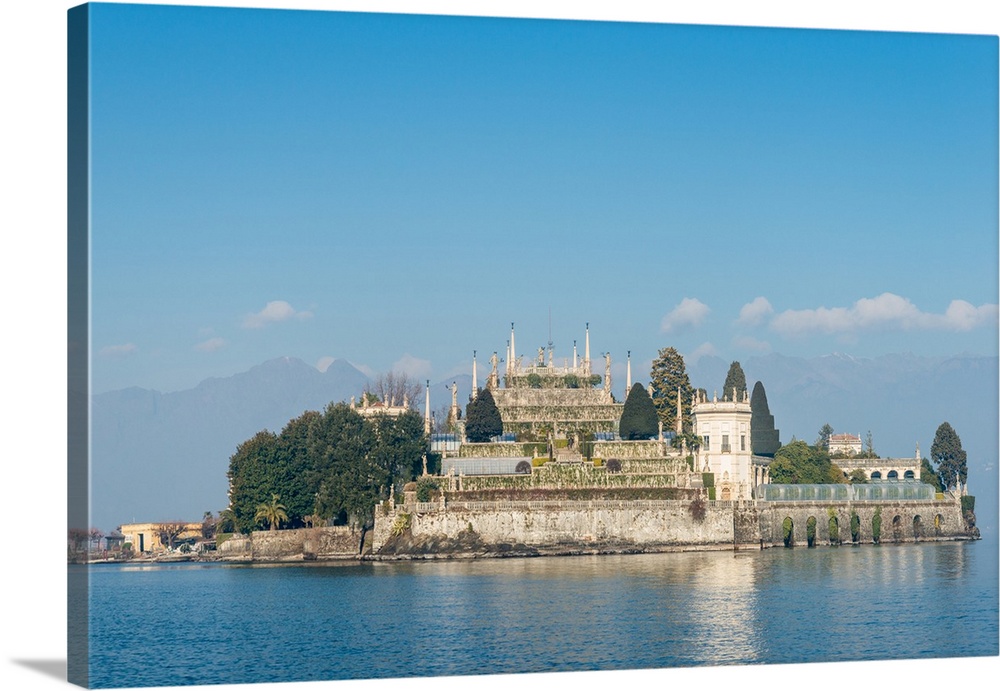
[373,499,733,552]
[371,497,972,555]
[758,500,966,546]
[217,526,362,561]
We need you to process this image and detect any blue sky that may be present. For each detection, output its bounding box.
[2,4,998,691]
[87,3,998,393]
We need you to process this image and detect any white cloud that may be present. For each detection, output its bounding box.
[194,337,225,352]
[737,297,774,326]
[660,297,710,333]
[771,293,999,336]
[392,353,433,380]
[316,356,335,373]
[733,335,772,354]
[687,342,717,364]
[349,361,376,377]
[99,343,137,358]
[242,300,313,329]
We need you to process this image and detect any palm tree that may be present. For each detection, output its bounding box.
[255,494,288,531]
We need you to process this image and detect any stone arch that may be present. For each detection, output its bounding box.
[904,470,915,480]
[934,513,944,536]
[721,486,731,500]
[892,515,903,542]
[887,470,899,480]
[871,471,882,480]
[913,515,922,540]
[850,511,861,543]
[828,514,840,545]
[782,516,794,547]
[806,516,817,548]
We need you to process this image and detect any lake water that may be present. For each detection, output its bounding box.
[84,538,998,689]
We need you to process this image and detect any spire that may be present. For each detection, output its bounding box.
[505,339,511,386]
[573,340,578,369]
[626,350,632,395]
[510,322,516,376]
[471,350,478,399]
[675,386,682,434]
[584,322,590,374]
[424,380,431,435]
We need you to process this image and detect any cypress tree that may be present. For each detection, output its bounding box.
[465,388,503,443]
[750,381,780,457]
[619,382,659,440]
[722,361,747,401]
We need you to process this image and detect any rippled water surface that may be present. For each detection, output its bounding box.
[86,539,998,688]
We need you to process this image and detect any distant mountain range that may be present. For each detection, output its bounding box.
[90,352,998,534]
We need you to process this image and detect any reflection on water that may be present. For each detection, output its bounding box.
[684,554,765,664]
[86,541,998,688]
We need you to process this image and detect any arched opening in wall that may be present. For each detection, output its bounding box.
[872,509,882,544]
[913,515,922,540]
[782,516,794,547]
[850,511,861,543]
[904,470,915,480]
[721,487,731,501]
[828,514,840,545]
[887,470,899,480]
[892,515,903,542]
[934,513,944,536]
[871,471,882,480]
[806,516,817,548]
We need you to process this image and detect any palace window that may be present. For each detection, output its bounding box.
[741,434,746,451]
[721,434,731,453]
[702,435,710,450]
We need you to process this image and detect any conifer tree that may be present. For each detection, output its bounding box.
[649,347,694,434]
[750,381,780,457]
[619,382,659,440]
[465,388,503,443]
[722,361,747,401]
[930,422,967,489]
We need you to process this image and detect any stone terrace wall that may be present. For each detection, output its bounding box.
[758,500,966,546]
[459,442,548,458]
[217,534,251,559]
[373,499,734,553]
[218,527,361,561]
[456,462,682,492]
[593,440,672,460]
[371,498,973,555]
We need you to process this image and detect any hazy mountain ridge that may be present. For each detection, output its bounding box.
[91,352,998,533]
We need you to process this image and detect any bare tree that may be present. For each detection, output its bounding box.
[365,371,423,408]
[155,522,186,550]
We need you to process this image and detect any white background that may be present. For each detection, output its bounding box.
[1,2,997,690]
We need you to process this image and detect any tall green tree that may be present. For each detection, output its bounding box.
[308,402,377,527]
[369,409,427,485]
[815,423,834,450]
[931,422,968,489]
[770,440,844,484]
[649,347,694,435]
[465,388,504,443]
[721,361,747,401]
[273,410,323,527]
[619,382,659,440]
[226,430,281,534]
